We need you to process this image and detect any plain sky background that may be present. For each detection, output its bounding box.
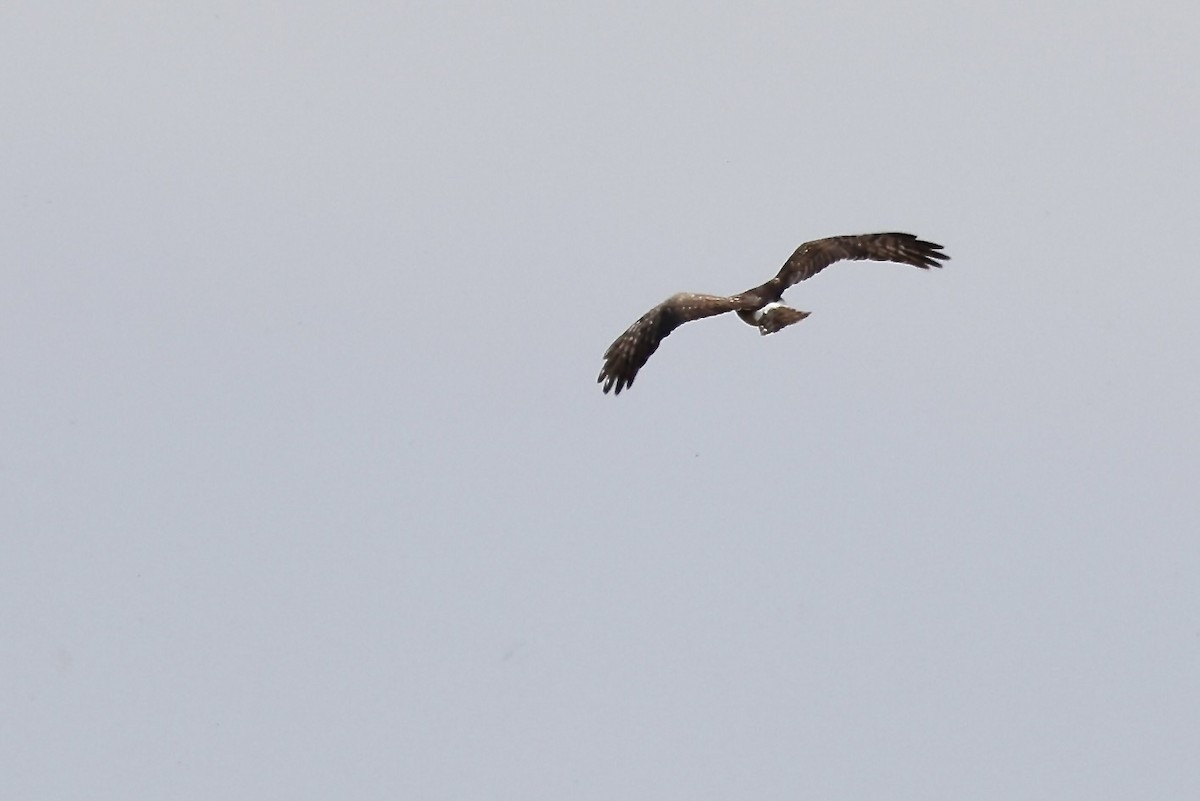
[3,2,1199,798]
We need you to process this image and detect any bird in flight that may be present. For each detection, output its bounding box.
[598,232,949,394]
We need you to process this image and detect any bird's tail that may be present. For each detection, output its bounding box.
[758,305,810,335]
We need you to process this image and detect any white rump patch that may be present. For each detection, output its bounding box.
[752,302,783,323]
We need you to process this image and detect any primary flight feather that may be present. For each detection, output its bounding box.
[598,232,949,395]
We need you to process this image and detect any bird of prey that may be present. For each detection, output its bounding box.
[598,232,949,394]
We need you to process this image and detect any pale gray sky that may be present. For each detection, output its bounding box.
[3,2,1199,799]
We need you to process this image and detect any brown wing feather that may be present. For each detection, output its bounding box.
[597,293,749,395]
[774,232,949,288]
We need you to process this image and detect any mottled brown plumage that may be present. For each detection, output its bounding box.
[598,232,949,394]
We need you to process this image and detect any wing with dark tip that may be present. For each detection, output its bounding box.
[597,292,749,395]
[773,232,949,288]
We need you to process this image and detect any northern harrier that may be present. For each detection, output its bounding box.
[598,232,949,394]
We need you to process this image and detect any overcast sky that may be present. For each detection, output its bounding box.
[3,2,1199,799]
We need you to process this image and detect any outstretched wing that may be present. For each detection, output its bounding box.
[598,293,749,395]
[773,232,948,288]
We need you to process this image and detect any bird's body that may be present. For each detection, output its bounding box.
[598,232,949,394]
